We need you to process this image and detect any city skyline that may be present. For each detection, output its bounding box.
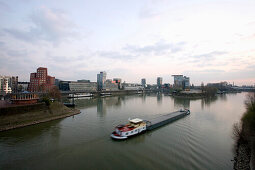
[0,0,255,85]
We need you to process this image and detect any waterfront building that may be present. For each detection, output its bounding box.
[77,79,90,83]
[122,83,144,90]
[105,79,113,83]
[97,71,106,91]
[0,76,18,94]
[207,81,228,87]
[183,76,190,89]
[113,78,121,84]
[141,78,146,87]
[17,82,30,92]
[172,75,190,89]
[59,81,71,91]
[55,79,61,87]
[11,93,39,104]
[113,78,122,89]
[105,82,119,91]
[28,67,55,92]
[207,81,230,91]
[0,77,12,94]
[69,82,97,91]
[163,83,171,89]
[157,77,163,89]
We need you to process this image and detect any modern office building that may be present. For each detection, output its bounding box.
[122,83,144,90]
[69,82,97,91]
[141,78,146,87]
[157,77,163,89]
[172,75,190,89]
[105,81,119,91]
[28,67,55,92]
[59,81,71,91]
[97,71,106,91]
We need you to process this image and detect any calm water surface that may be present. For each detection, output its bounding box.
[0,93,247,169]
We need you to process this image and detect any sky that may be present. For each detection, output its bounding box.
[0,0,255,85]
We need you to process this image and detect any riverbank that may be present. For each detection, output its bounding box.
[233,93,255,169]
[0,102,80,132]
[233,139,251,169]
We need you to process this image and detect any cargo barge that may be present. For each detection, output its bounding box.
[111,109,190,140]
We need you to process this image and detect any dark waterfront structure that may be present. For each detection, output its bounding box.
[59,81,71,91]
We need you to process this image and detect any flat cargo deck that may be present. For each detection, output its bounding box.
[146,110,189,130]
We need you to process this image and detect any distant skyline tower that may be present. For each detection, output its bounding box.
[157,77,163,89]
[97,71,106,90]
[141,78,146,87]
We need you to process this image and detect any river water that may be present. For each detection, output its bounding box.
[0,92,247,169]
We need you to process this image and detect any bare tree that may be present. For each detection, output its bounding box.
[48,86,61,101]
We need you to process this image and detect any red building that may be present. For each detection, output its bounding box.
[28,67,55,92]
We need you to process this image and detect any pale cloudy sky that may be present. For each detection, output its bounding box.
[0,0,255,85]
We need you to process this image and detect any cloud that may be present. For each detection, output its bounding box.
[0,41,4,47]
[3,29,35,42]
[124,41,185,55]
[191,51,227,59]
[0,1,10,12]
[98,51,136,60]
[246,64,255,70]
[187,51,227,67]
[185,69,225,74]
[6,49,28,57]
[3,7,78,44]
[139,8,160,19]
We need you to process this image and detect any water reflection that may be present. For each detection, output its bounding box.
[173,97,190,109]
[97,98,106,116]
[201,96,218,109]
[97,97,123,117]
[157,93,162,105]
[200,94,228,109]
[142,94,146,103]
[0,119,62,145]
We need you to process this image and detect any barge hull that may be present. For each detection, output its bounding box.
[146,111,188,130]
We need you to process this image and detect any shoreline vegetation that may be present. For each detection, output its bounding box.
[233,93,255,169]
[0,102,80,132]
